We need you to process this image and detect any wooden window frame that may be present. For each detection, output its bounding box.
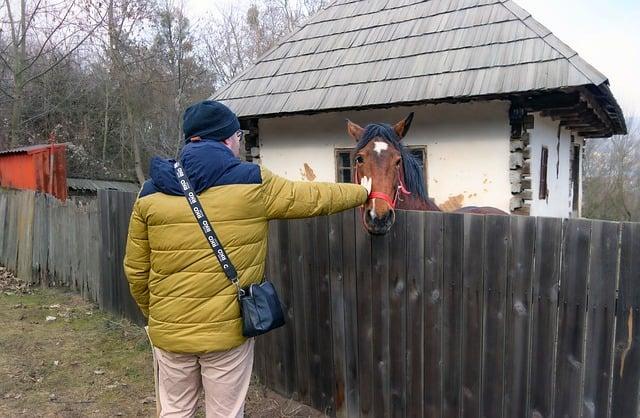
[335,148,354,183]
[407,146,428,188]
[571,143,581,211]
[539,146,549,200]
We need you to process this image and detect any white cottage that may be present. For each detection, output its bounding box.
[214,0,626,218]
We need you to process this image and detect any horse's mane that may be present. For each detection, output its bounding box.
[354,123,428,202]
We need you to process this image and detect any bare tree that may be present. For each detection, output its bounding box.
[0,0,329,182]
[200,0,327,89]
[0,0,104,147]
[153,0,211,156]
[583,115,640,221]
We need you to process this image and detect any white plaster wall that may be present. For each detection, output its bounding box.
[529,114,573,218]
[258,101,512,212]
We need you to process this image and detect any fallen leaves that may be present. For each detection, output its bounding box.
[0,267,31,294]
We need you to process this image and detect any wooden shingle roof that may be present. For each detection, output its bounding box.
[214,0,625,136]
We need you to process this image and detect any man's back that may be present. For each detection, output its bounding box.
[124,139,367,354]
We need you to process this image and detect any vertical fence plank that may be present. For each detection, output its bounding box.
[314,215,335,414]
[260,221,275,391]
[6,191,19,272]
[529,217,563,418]
[98,190,113,311]
[424,211,444,418]
[342,209,360,417]
[277,219,296,395]
[406,211,425,417]
[0,192,7,262]
[289,218,310,403]
[442,213,464,418]
[554,219,591,418]
[30,194,41,285]
[389,210,407,418]
[302,217,320,408]
[582,221,620,418]
[17,192,35,283]
[461,214,484,418]
[504,215,536,418]
[355,210,374,417]
[611,222,640,417]
[371,228,391,417]
[89,205,101,303]
[481,215,509,418]
[329,213,348,418]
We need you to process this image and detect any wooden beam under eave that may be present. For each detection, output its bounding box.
[525,91,582,112]
[541,102,589,117]
[571,126,604,133]
[579,129,612,138]
[558,114,601,124]
[551,113,599,125]
[561,120,605,130]
[578,87,614,135]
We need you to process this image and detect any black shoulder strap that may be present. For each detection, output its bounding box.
[173,161,239,286]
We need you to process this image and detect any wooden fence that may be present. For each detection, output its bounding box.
[1,188,639,417]
[0,188,144,324]
[258,211,640,418]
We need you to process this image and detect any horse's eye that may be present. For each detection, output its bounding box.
[355,156,364,164]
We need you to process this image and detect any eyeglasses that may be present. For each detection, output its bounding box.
[236,130,245,142]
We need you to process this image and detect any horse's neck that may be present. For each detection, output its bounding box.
[396,194,441,211]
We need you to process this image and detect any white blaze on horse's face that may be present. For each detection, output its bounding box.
[373,141,388,155]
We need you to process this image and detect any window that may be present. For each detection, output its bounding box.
[539,146,549,200]
[408,146,426,173]
[335,146,428,187]
[571,144,581,211]
[335,148,354,183]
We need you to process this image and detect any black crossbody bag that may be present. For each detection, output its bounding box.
[173,161,285,337]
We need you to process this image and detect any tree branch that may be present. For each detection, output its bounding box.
[18,0,76,77]
[22,15,104,86]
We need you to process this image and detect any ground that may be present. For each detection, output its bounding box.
[0,267,326,417]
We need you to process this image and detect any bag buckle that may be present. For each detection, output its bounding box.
[231,276,245,297]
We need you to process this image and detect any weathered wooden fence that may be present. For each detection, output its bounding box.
[258,211,640,418]
[1,188,639,417]
[0,188,143,323]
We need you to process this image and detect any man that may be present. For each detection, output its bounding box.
[123,100,370,417]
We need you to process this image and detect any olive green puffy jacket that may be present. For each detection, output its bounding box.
[124,164,366,354]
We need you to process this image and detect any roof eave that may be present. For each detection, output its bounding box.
[232,85,624,139]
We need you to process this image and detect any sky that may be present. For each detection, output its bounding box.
[187,0,640,117]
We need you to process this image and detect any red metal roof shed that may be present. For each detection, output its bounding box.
[0,144,68,200]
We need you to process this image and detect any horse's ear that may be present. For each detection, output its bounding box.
[346,119,364,142]
[393,112,414,140]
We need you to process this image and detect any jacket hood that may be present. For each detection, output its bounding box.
[140,140,260,197]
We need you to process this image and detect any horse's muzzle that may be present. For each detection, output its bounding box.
[363,207,395,235]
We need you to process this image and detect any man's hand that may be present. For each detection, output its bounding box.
[360,176,372,196]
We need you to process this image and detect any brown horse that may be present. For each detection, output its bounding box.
[347,113,506,235]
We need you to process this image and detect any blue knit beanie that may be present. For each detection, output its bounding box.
[183,100,240,143]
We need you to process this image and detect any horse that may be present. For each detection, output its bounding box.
[347,113,507,235]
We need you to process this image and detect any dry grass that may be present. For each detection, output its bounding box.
[0,267,325,417]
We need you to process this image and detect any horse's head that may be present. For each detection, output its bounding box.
[347,113,427,235]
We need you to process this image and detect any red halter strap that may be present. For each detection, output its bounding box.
[368,191,396,209]
[354,164,412,211]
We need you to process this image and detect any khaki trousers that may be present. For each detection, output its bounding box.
[150,338,255,418]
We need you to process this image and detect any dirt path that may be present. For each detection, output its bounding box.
[0,267,326,417]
